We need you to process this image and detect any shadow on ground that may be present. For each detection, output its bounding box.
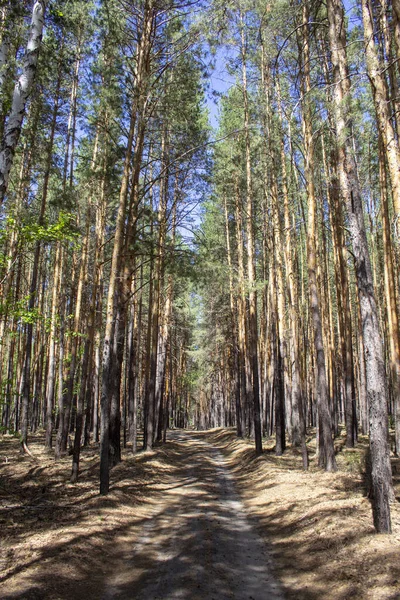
[1,429,400,600]
[205,428,400,600]
[1,432,282,600]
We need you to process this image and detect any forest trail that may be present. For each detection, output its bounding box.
[103,431,284,600]
[1,428,400,599]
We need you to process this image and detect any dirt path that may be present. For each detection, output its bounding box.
[103,431,283,600]
[2,429,400,598]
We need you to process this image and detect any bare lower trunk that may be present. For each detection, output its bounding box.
[100,109,136,494]
[234,178,250,437]
[327,0,394,532]
[300,3,336,472]
[45,242,62,448]
[378,135,400,455]
[241,17,262,454]
[223,194,242,437]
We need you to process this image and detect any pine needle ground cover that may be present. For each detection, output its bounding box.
[0,433,174,599]
[204,429,400,600]
[1,429,400,599]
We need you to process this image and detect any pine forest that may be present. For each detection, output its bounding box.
[1,1,400,598]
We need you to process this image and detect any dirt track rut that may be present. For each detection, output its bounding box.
[103,431,284,600]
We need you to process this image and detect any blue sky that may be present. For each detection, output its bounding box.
[207,47,236,129]
[205,0,359,129]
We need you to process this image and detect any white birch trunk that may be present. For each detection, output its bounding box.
[0,0,46,204]
[0,4,11,93]
[0,38,9,92]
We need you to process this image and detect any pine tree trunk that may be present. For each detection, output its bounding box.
[241,17,262,454]
[155,190,178,442]
[327,0,394,532]
[362,0,400,221]
[128,264,142,454]
[276,77,307,463]
[393,0,400,61]
[234,177,250,437]
[378,134,400,455]
[20,67,60,452]
[223,194,243,437]
[45,242,62,448]
[271,185,286,456]
[323,134,356,447]
[144,129,168,449]
[70,204,92,481]
[299,3,337,471]
[263,56,287,455]
[100,109,136,494]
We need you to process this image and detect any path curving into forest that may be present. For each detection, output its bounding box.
[103,431,284,600]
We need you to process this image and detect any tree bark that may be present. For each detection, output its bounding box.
[276,77,307,464]
[241,15,262,454]
[0,0,46,205]
[378,134,400,455]
[299,2,336,471]
[327,0,394,532]
[362,0,400,222]
[223,193,243,437]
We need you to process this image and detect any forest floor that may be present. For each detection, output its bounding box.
[0,428,399,600]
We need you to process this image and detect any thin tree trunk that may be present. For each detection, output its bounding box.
[223,193,242,437]
[20,65,60,452]
[378,134,400,454]
[234,177,251,437]
[241,15,262,454]
[299,2,336,471]
[144,128,168,449]
[100,3,154,491]
[275,77,308,466]
[100,108,136,493]
[45,242,62,448]
[362,0,400,221]
[70,205,92,481]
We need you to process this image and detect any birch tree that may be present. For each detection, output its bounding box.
[0,0,46,205]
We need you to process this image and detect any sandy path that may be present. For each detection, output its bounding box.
[103,431,284,600]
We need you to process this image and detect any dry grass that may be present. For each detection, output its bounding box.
[205,428,400,600]
[1,428,400,599]
[0,433,174,599]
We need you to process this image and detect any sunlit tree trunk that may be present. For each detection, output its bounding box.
[362,0,400,222]
[70,202,92,482]
[327,0,394,532]
[393,0,400,61]
[275,78,307,465]
[223,193,243,436]
[20,63,61,453]
[100,107,136,492]
[44,242,62,448]
[144,128,168,449]
[321,131,356,447]
[155,189,178,442]
[234,177,251,436]
[0,0,46,205]
[54,45,82,458]
[378,134,400,454]
[262,54,286,455]
[299,2,336,471]
[100,3,155,492]
[376,0,400,140]
[240,15,262,454]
